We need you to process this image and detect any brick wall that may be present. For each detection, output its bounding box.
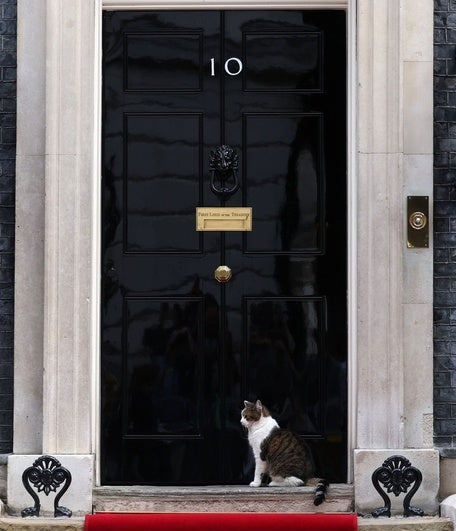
[435,0,456,451]
[0,0,15,454]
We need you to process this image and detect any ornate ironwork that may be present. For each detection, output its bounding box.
[371,455,423,518]
[209,145,239,201]
[21,455,72,518]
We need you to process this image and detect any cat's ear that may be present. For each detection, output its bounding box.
[255,399,263,411]
[244,400,253,407]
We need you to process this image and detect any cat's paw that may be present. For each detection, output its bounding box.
[283,476,304,487]
[249,480,261,487]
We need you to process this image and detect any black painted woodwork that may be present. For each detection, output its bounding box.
[101,10,347,486]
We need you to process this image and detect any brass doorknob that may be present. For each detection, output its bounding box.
[214,265,232,283]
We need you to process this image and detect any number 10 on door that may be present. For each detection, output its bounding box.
[210,57,243,77]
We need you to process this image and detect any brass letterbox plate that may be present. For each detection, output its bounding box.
[196,207,252,231]
[407,196,429,249]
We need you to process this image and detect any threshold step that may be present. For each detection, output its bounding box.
[93,484,354,513]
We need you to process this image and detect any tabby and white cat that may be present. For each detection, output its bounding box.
[240,399,328,506]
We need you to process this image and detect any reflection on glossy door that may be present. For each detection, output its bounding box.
[101,10,347,486]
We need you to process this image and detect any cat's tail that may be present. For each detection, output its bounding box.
[313,478,329,506]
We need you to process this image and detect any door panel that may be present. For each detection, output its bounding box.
[125,33,204,91]
[243,33,322,92]
[124,296,204,438]
[102,10,346,486]
[243,113,323,253]
[125,112,203,252]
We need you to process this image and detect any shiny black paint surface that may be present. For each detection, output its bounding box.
[102,10,346,486]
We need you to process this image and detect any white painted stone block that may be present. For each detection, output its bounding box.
[403,61,433,155]
[441,494,456,525]
[354,450,439,516]
[7,455,93,517]
[403,154,433,195]
[403,304,433,449]
[403,0,433,62]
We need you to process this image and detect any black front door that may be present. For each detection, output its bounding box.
[101,10,346,486]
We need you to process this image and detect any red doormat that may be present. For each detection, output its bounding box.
[84,512,358,530]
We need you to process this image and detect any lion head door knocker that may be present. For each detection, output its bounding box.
[209,145,239,202]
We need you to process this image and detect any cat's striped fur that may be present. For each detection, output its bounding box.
[241,399,328,506]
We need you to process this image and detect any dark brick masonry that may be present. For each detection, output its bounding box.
[0,0,15,454]
[435,0,456,451]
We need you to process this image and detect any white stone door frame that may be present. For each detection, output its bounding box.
[12,0,435,515]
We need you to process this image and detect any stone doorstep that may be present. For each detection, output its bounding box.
[358,518,453,531]
[0,518,85,531]
[0,516,451,531]
[93,484,354,513]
